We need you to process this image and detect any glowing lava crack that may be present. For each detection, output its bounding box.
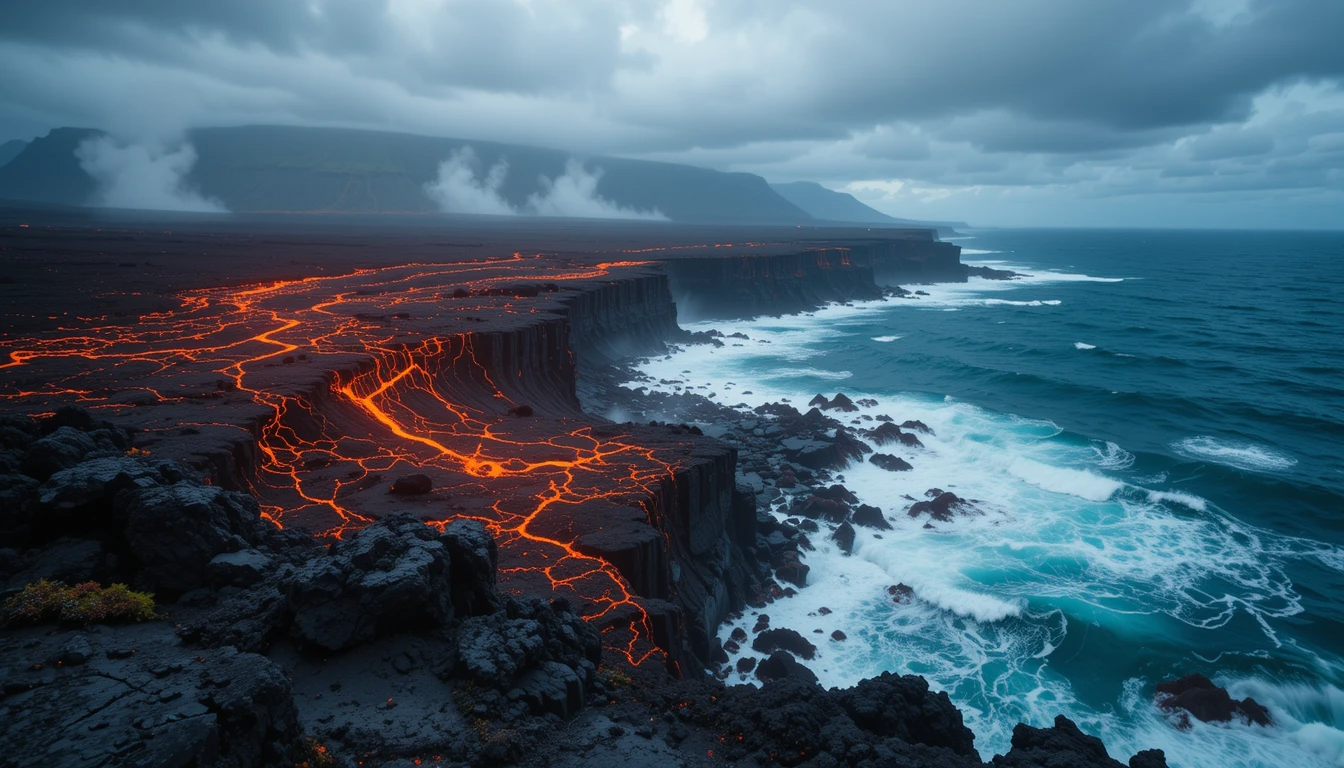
[0,257,701,666]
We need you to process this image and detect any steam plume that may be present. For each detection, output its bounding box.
[75,137,226,213]
[527,160,667,221]
[423,147,516,216]
[424,146,666,221]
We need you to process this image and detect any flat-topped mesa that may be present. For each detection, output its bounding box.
[0,258,757,675]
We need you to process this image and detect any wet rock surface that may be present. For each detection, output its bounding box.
[990,715,1165,768]
[1155,673,1273,727]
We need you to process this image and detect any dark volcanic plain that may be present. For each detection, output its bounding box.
[0,205,1173,768]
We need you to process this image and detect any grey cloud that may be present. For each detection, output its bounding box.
[0,0,1340,227]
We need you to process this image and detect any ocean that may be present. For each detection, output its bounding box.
[630,228,1344,767]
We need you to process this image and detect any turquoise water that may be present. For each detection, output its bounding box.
[633,229,1344,766]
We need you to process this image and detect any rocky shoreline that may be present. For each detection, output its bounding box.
[0,404,1177,768]
[0,218,1266,767]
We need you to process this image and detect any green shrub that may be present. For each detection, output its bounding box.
[2,580,156,626]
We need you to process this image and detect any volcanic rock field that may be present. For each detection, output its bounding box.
[0,209,1174,767]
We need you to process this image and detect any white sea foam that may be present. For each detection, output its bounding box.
[626,288,1341,765]
[1008,458,1122,501]
[961,248,1001,255]
[765,367,853,381]
[1075,342,1097,350]
[1173,436,1298,473]
[1089,441,1135,470]
[872,335,902,342]
[977,299,1063,307]
[1145,489,1209,512]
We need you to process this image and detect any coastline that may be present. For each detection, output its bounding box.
[0,214,1182,767]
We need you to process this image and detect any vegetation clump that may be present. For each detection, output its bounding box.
[2,580,156,626]
[296,739,335,768]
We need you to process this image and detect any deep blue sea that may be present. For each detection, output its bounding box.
[632,228,1344,767]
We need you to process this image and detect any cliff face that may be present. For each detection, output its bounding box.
[660,238,965,320]
[846,238,966,285]
[661,249,883,321]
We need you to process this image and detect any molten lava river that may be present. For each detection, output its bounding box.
[0,257,696,665]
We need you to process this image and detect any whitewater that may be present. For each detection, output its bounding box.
[628,229,1344,767]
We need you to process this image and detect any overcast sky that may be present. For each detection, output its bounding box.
[1,0,1341,228]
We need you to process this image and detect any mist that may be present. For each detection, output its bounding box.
[423,147,516,216]
[425,147,666,221]
[527,160,666,221]
[75,137,226,213]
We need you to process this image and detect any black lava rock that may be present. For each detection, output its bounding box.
[992,714,1167,767]
[751,628,818,660]
[287,515,452,651]
[438,518,500,616]
[1155,673,1273,727]
[119,482,262,594]
[755,650,819,685]
[832,521,857,555]
[390,473,434,495]
[853,503,892,529]
[871,453,914,472]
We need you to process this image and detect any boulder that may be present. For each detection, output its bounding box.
[888,584,915,604]
[1155,674,1272,727]
[752,628,818,660]
[901,420,934,435]
[38,456,170,525]
[287,515,452,651]
[825,393,860,412]
[908,491,978,522]
[870,453,913,472]
[869,422,906,446]
[207,549,274,588]
[832,521,857,555]
[992,714,1165,768]
[755,650,819,685]
[389,473,433,495]
[813,484,859,504]
[836,672,977,755]
[791,495,851,523]
[455,595,600,712]
[853,504,891,530]
[120,482,262,594]
[20,426,101,481]
[438,518,500,616]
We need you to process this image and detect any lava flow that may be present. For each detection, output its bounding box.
[0,256,698,665]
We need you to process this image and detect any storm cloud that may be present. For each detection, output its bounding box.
[0,0,1340,226]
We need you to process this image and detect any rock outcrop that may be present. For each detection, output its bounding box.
[1154,674,1273,727]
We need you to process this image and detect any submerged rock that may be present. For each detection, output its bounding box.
[831,521,857,555]
[751,627,818,660]
[853,503,891,529]
[1155,673,1273,727]
[870,453,914,472]
[908,490,978,522]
